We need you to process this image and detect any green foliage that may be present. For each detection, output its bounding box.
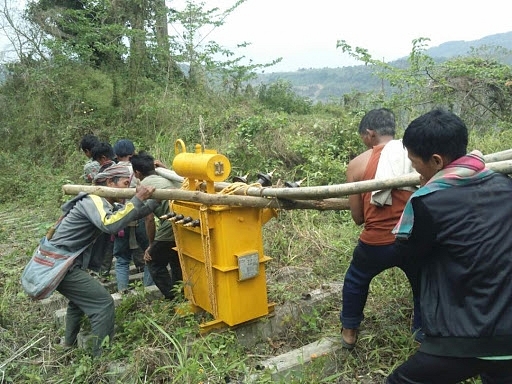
[0,150,72,207]
[257,80,312,114]
[0,60,117,165]
[335,38,512,131]
[255,32,512,104]
[284,112,365,185]
[224,113,289,177]
[26,0,128,68]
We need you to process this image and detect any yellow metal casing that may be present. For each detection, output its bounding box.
[169,139,276,330]
[172,141,231,184]
[172,200,277,329]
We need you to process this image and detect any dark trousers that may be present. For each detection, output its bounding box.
[340,240,421,330]
[147,240,182,300]
[387,351,512,384]
[57,266,114,356]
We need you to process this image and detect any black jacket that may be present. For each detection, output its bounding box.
[396,172,512,357]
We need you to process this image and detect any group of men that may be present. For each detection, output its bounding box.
[342,108,512,383]
[28,109,512,382]
[50,135,184,356]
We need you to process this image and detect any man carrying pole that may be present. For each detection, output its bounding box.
[387,109,512,383]
[339,108,422,349]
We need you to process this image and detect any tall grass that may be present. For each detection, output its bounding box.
[1,92,506,382]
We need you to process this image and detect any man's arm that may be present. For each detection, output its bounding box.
[143,212,156,261]
[395,198,435,259]
[83,184,158,234]
[346,152,370,225]
[145,213,156,245]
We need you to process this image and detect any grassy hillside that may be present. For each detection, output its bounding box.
[1,34,512,382]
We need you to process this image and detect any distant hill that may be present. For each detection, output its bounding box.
[426,31,512,58]
[253,32,512,103]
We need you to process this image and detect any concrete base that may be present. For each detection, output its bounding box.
[233,283,342,349]
[247,336,341,382]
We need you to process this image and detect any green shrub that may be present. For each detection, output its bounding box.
[257,80,312,115]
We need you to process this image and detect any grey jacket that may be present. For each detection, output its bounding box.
[49,192,159,269]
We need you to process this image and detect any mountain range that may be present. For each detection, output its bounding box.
[253,31,512,103]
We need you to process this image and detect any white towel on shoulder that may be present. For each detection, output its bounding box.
[371,139,417,207]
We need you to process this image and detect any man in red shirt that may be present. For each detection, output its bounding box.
[340,108,421,349]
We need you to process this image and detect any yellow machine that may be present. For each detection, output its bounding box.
[170,140,276,331]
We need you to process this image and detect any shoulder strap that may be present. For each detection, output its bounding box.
[46,193,90,240]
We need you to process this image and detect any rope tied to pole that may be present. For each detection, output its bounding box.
[219,182,263,196]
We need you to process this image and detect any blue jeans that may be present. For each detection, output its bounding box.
[114,220,153,291]
[340,240,421,331]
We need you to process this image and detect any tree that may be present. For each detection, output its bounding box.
[168,0,281,93]
[25,0,128,69]
[0,0,48,63]
[336,38,512,129]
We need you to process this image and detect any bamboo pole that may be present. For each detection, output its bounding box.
[480,148,512,163]
[62,151,512,211]
[156,149,512,200]
[250,159,512,200]
[61,184,351,210]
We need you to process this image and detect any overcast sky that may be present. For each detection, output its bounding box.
[172,0,512,72]
[1,0,510,73]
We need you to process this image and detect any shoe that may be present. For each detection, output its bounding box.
[60,339,77,351]
[341,327,358,350]
[412,328,425,343]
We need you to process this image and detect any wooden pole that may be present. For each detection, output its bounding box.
[249,159,512,200]
[480,148,512,163]
[61,184,351,210]
[156,149,512,200]
[62,151,512,211]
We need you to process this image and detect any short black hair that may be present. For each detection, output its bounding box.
[80,134,100,152]
[358,108,396,136]
[91,142,115,162]
[131,151,156,177]
[403,108,468,162]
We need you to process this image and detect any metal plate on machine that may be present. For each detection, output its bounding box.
[237,252,259,281]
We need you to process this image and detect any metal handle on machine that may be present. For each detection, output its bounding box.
[174,139,187,155]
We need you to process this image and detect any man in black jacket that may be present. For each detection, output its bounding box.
[386,109,512,383]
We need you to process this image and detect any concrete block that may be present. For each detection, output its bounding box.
[247,336,341,382]
[102,271,144,291]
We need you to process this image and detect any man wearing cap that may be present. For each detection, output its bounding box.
[54,164,158,356]
[112,139,153,292]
